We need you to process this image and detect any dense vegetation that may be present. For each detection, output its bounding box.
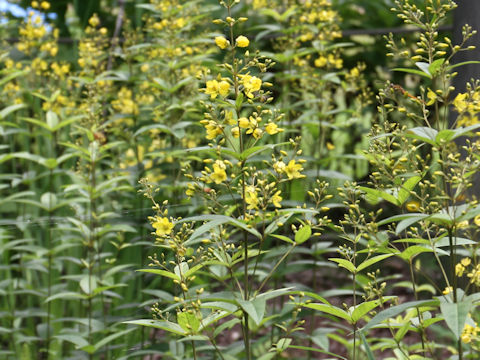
[1,0,480,359]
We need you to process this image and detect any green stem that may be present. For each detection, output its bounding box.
[45,169,54,359]
[255,244,296,296]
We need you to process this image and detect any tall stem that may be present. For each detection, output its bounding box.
[45,169,54,359]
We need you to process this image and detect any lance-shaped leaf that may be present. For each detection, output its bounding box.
[124,319,186,336]
[440,300,472,339]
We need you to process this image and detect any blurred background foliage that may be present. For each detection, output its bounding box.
[1,0,478,359]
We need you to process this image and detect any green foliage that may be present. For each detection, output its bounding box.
[2,0,480,359]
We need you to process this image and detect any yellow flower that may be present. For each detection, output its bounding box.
[236,35,249,48]
[215,36,229,49]
[426,88,437,106]
[225,111,236,125]
[349,67,360,78]
[461,258,472,267]
[241,74,262,98]
[211,160,227,184]
[456,263,466,277]
[238,117,250,128]
[457,220,469,228]
[205,80,220,99]
[442,286,453,295]
[474,214,480,226]
[284,160,304,179]
[231,126,240,138]
[273,161,286,173]
[186,183,195,197]
[405,200,420,212]
[467,264,480,286]
[314,56,327,68]
[218,80,230,97]
[252,128,263,139]
[89,14,100,27]
[203,120,223,140]
[205,80,230,99]
[245,185,259,209]
[326,142,335,150]
[461,323,479,344]
[265,122,283,135]
[152,217,174,236]
[41,1,50,10]
[453,93,468,113]
[271,190,282,208]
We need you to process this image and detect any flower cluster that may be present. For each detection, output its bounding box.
[461,322,480,344]
[77,14,109,72]
[453,84,480,127]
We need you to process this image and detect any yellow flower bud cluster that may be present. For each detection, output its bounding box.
[112,87,139,122]
[461,323,480,344]
[314,54,343,69]
[17,12,53,55]
[77,14,109,72]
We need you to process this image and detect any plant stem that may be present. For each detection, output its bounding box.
[45,169,54,359]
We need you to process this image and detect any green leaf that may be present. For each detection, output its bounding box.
[46,111,59,129]
[0,69,29,87]
[45,292,86,302]
[257,354,276,360]
[449,123,480,142]
[395,215,429,234]
[351,300,382,323]
[440,300,472,339]
[359,332,375,360]
[415,62,432,77]
[303,303,351,322]
[180,215,262,241]
[360,299,438,333]
[137,269,180,281]
[177,312,200,333]
[0,104,26,119]
[392,67,432,79]
[397,176,421,205]
[288,345,347,359]
[123,319,186,336]
[93,328,135,351]
[405,127,438,146]
[270,234,295,244]
[240,144,276,161]
[378,213,428,226]
[399,245,433,261]
[40,192,57,211]
[329,258,356,273]
[80,275,97,295]
[276,338,292,353]
[359,187,399,206]
[447,60,480,71]
[236,92,244,110]
[427,212,453,226]
[356,254,394,272]
[237,297,266,326]
[133,123,174,138]
[435,129,455,144]
[55,334,89,349]
[295,225,311,244]
[256,288,294,302]
[201,301,237,313]
[429,58,445,75]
